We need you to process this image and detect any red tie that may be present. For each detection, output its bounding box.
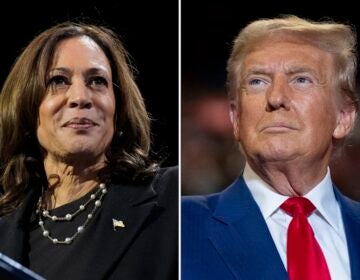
[280,197,331,280]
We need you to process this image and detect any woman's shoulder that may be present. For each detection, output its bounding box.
[151,166,178,195]
[109,166,178,205]
[153,166,178,184]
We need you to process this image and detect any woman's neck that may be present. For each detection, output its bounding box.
[43,154,107,209]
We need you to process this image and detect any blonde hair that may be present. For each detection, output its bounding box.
[227,15,358,109]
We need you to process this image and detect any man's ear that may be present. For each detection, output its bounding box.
[333,104,356,139]
[229,102,241,141]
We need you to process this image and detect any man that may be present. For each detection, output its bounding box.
[182,16,360,280]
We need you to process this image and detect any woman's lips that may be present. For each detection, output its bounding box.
[62,117,98,129]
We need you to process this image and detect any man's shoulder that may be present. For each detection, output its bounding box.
[182,177,246,217]
[181,191,222,223]
[334,187,360,217]
[338,191,360,211]
[181,193,222,246]
[343,195,360,206]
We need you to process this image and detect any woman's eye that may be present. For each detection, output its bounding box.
[88,76,108,88]
[47,75,69,89]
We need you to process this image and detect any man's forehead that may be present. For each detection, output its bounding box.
[241,41,334,75]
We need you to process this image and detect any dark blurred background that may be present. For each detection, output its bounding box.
[0,0,178,167]
[182,1,360,200]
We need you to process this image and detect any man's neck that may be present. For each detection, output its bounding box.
[247,159,329,196]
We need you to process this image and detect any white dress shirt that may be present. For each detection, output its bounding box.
[243,163,351,280]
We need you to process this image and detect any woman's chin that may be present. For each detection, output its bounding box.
[52,148,105,163]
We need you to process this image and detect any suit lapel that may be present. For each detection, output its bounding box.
[207,177,287,280]
[335,188,360,280]
[77,180,162,279]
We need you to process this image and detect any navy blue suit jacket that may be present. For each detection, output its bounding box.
[182,177,360,279]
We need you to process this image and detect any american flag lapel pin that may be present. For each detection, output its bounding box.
[112,218,126,231]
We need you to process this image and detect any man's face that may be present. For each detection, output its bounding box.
[231,40,354,165]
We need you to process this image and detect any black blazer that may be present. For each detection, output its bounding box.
[0,166,178,280]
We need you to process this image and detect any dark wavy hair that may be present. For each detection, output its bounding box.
[0,22,158,216]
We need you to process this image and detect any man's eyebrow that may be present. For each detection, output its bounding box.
[285,66,317,76]
[243,65,272,76]
[242,65,318,77]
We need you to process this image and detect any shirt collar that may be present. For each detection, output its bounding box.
[243,163,342,234]
[304,170,342,234]
[243,163,288,219]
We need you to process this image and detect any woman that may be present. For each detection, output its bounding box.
[0,22,178,280]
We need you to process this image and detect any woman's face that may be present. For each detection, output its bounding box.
[37,36,116,163]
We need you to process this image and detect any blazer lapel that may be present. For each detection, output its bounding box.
[335,188,360,280]
[207,177,287,280]
[78,180,162,279]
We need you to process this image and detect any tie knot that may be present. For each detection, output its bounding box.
[280,197,315,217]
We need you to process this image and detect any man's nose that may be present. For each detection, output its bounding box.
[265,77,290,111]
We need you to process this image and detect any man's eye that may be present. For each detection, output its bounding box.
[249,79,264,86]
[295,77,311,84]
[292,76,314,90]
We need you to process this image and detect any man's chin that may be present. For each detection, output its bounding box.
[254,147,299,163]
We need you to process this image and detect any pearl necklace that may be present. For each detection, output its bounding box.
[36,183,107,245]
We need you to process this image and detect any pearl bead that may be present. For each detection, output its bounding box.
[37,181,108,246]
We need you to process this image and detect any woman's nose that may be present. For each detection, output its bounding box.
[67,82,92,109]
